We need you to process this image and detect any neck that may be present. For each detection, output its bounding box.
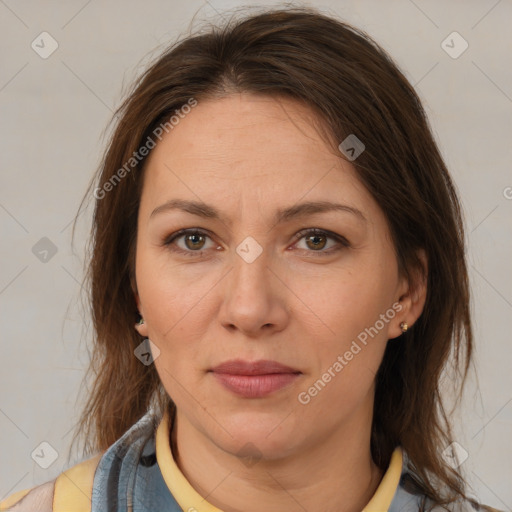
[169,401,384,512]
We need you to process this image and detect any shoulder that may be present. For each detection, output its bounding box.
[1,411,159,512]
[0,480,55,512]
[0,452,103,512]
[392,451,505,512]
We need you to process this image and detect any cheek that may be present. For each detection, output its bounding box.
[136,250,218,335]
[292,258,396,401]
[292,261,395,346]
[295,277,390,418]
[135,256,216,394]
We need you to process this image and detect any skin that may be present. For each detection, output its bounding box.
[134,93,427,512]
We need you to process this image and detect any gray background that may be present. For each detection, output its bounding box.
[1,0,511,509]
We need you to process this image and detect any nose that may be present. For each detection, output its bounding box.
[218,241,289,337]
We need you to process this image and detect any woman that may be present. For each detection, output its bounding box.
[0,6,501,512]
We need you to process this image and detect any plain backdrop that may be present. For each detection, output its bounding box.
[1,0,511,509]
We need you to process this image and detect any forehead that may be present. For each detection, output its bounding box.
[140,93,378,224]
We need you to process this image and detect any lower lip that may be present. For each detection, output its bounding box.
[211,372,301,398]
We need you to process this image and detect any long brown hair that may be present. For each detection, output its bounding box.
[70,5,474,509]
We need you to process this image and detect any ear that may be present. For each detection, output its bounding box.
[388,249,428,339]
[133,289,148,337]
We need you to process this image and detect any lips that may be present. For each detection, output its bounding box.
[210,359,301,376]
[209,359,302,398]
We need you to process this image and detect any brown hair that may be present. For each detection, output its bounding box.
[70,5,474,510]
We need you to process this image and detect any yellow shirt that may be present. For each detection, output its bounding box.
[0,408,403,511]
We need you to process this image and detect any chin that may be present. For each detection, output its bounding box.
[211,413,304,461]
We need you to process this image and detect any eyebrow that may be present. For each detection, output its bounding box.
[149,199,367,225]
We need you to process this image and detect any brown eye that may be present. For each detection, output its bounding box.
[293,228,350,256]
[163,229,217,257]
[304,232,328,250]
[184,232,206,250]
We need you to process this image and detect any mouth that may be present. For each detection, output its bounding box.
[209,359,302,398]
[210,358,301,375]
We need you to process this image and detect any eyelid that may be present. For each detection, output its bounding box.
[162,227,350,256]
[292,228,350,248]
[162,228,219,256]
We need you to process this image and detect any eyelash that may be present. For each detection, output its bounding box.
[162,228,350,258]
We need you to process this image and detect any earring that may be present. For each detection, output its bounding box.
[138,316,145,325]
[400,321,408,333]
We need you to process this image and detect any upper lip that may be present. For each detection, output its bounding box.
[210,359,301,375]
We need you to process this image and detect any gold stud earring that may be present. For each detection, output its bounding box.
[400,321,408,333]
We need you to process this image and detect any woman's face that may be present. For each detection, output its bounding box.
[134,93,414,459]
